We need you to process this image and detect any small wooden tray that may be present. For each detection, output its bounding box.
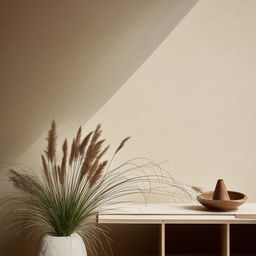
[197,191,247,211]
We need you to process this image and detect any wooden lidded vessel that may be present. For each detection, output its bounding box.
[197,179,247,211]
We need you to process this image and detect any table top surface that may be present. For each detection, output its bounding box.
[98,203,256,224]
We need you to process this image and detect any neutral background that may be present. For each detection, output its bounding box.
[1,0,256,255]
[18,0,256,201]
[0,0,197,193]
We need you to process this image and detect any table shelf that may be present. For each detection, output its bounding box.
[96,203,256,256]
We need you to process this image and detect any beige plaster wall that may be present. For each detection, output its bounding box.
[81,0,256,201]
[0,0,196,165]
[17,0,256,201]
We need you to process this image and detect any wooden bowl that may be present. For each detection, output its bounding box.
[197,191,247,211]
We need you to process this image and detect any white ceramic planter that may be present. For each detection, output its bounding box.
[38,233,87,256]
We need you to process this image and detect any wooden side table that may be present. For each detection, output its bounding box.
[98,203,256,256]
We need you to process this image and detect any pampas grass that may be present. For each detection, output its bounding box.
[3,121,200,255]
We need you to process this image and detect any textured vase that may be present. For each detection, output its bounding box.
[38,233,87,256]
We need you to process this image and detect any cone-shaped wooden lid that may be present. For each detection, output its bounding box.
[212,179,230,200]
